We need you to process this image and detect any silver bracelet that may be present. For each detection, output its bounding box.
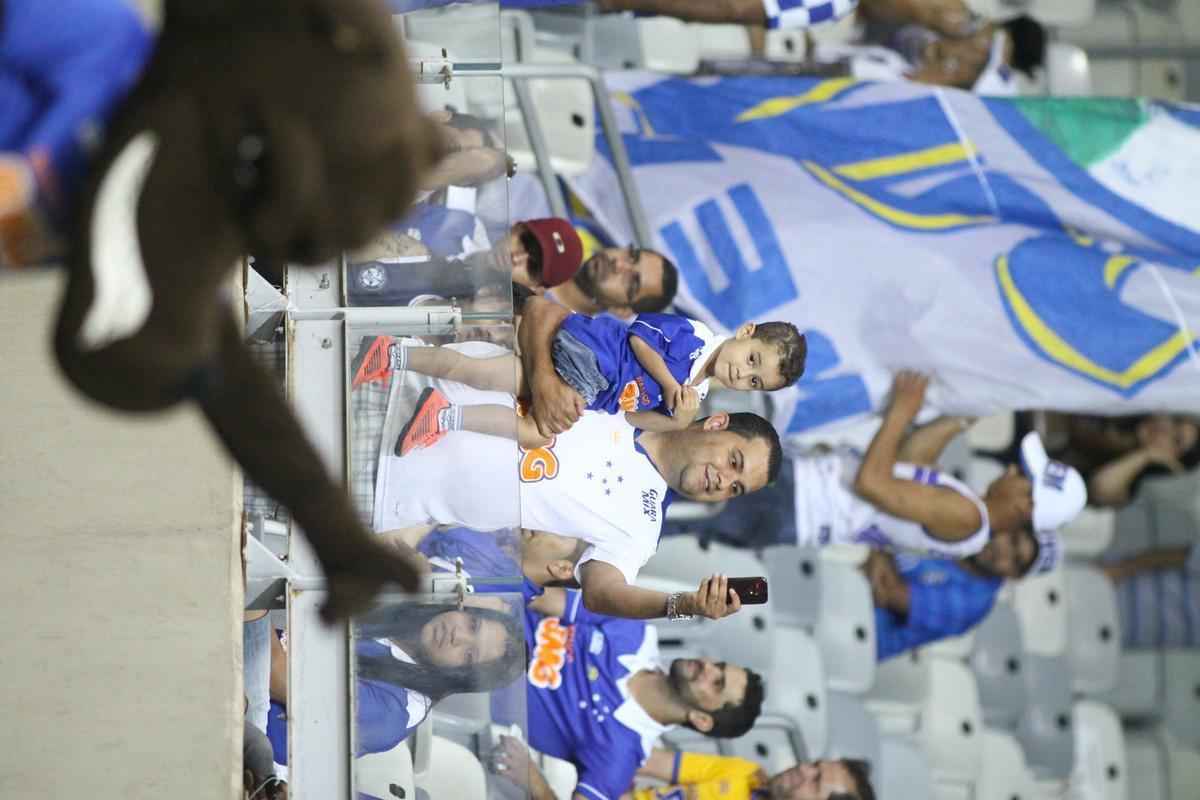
[666,592,694,621]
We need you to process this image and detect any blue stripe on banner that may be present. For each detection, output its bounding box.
[984,99,1200,257]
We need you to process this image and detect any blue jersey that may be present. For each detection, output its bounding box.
[1,0,152,215]
[266,639,430,763]
[875,555,1002,661]
[558,311,723,415]
[524,595,673,800]
[419,526,522,589]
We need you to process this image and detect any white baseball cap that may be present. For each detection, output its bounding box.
[1019,432,1087,532]
[1029,528,1063,575]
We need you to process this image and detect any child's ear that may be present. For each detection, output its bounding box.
[735,322,756,339]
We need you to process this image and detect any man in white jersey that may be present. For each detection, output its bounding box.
[793,371,1086,558]
[373,341,783,621]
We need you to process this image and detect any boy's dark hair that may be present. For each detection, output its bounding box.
[703,668,765,739]
[723,412,783,485]
[630,250,679,314]
[752,322,807,388]
[1002,14,1047,77]
[828,758,877,800]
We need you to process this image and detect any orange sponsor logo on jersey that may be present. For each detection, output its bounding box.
[528,616,575,690]
[618,377,652,412]
[519,440,559,482]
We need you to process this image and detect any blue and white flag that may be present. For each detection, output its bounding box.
[568,74,1200,436]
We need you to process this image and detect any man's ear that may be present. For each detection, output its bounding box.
[735,322,756,339]
[548,559,575,583]
[687,710,715,733]
[701,412,730,432]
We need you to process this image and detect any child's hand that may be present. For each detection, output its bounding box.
[887,370,929,422]
[672,384,701,427]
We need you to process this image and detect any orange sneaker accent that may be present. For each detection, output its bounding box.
[395,387,450,457]
[351,335,395,388]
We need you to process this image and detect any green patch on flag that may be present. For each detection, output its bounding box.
[1011,98,1149,168]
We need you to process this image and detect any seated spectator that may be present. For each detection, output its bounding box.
[1103,543,1200,649]
[266,595,524,762]
[680,371,1082,559]
[628,748,877,800]
[866,526,1061,661]
[813,13,1046,94]
[488,584,765,800]
[1043,412,1200,508]
[346,216,583,311]
[595,0,860,30]
[547,242,679,320]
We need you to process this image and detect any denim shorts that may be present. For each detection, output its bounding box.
[551,328,609,408]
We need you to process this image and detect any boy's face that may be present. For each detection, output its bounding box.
[712,324,786,391]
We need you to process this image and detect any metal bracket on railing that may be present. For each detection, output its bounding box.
[413,48,454,89]
[429,557,472,607]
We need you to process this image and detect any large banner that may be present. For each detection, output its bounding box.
[569,73,1200,436]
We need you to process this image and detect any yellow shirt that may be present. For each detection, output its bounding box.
[632,753,767,800]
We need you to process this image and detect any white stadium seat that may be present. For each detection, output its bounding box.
[1007,566,1068,657]
[418,736,488,800]
[722,716,804,774]
[354,739,416,800]
[692,24,752,62]
[1099,650,1163,720]
[867,651,931,723]
[964,0,1096,28]
[823,691,881,766]
[916,660,985,784]
[1162,649,1200,748]
[761,544,823,628]
[637,17,700,74]
[968,603,1028,728]
[502,45,596,177]
[1015,655,1075,781]
[764,29,808,63]
[966,414,1015,452]
[1060,506,1116,559]
[1123,732,1168,800]
[1163,733,1200,800]
[815,560,878,693]
[878,736,933,800]
[1071,701,1127,800]
[976,728,1039,800]
[764,627,828,758]
[1064,565,1122,695]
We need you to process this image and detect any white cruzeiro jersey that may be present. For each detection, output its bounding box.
[519,412,671,585]
[792,446,990,558]
[372,347,670,585]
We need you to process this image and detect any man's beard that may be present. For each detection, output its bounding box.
[572,253,602,301]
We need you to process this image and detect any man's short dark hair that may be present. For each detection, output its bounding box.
[704,667,765,739]
[631,249,678,314]
[1003,15,1046,77]
[826,758,876,800]
[752,322,807,388]
[724,412,783,485]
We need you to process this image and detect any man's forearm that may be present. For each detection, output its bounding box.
[600,0,767,25]
[855,409,909,500]
[898,416,969,467]
[584,580,671,619]
[517,297,570,388]
[1088,449,1154,507]
[524,761,557,800]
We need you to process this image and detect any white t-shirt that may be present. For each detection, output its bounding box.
[792,446,990,558]
[373,350,670,584]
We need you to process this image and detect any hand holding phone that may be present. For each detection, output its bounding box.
[727,576,768,604]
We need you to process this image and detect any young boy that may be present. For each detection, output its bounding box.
[358,309,806,454]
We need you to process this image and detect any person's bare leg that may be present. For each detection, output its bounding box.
[459,405,552,449]
[404,345,522,394]
[598,0,767,25]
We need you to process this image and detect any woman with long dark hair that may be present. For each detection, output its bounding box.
[267,595,524,764]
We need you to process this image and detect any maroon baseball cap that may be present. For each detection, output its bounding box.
[520,217,582,288]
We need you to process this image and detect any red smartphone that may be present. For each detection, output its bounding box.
[727,576,768,604]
